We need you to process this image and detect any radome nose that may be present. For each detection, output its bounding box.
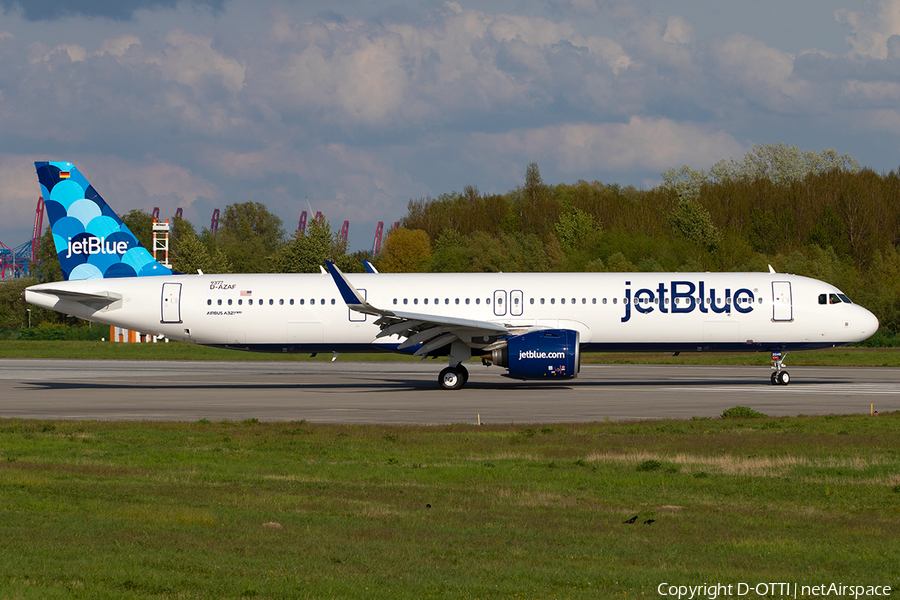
[858,306,879,338]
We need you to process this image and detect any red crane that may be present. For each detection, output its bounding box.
[298,211,307,235]
[339,221,349,247]
[210,208,220,234]
[372,222,384,255]
[32,196,45,265]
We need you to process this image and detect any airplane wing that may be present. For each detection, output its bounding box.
[325,261,509,357]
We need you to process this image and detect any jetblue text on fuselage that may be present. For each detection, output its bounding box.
[620,280,756,323]
[66,236,129,259]
[518,349,566,360]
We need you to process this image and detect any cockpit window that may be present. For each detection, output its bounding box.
[819,293,853,305]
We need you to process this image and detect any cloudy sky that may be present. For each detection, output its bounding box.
[1,0,899,253]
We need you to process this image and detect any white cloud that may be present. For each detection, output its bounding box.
[711,33,812,113]
[471,117,745,175]
[30,42,87,63]
[97,34,141,57]
[255,4,632,128]
[158,30,246,94]
[841,80,900,107]
[837,0,900,59]
[663,15,693,45]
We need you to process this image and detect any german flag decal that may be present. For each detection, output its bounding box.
[59,171,70,179]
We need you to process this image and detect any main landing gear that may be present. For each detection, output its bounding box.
[439,364,469,390]
[438,340,473,390]
[770,351,790,386]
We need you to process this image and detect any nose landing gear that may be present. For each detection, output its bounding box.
[771,351,790,385]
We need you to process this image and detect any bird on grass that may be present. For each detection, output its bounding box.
[643,519,655,525]
[623,515,638,524]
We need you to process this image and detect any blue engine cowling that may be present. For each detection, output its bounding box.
[490,329,580,380]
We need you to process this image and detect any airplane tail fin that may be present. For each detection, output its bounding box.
[35,161,174,280]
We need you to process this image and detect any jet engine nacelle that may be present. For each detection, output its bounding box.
[490,329,580,380]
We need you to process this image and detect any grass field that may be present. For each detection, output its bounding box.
[0,415,898,599]
[2,339,900,367]
[1,343,898,598]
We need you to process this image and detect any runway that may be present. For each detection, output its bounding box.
[0,359,897,423]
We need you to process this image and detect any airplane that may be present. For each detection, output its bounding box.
[24,161,880,390]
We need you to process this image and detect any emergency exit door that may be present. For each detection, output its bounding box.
[161,282,182,323]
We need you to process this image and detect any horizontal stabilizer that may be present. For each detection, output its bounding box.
[27,287,122,307]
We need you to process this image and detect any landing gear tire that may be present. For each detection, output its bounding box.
[458,364,469,387]
[439,366,466,390]
[772,371,790,386]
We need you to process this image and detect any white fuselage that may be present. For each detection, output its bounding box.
[25,271,879,355]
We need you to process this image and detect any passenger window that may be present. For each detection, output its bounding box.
[551,298,556,305]
[560,298,565,304]
[466,299,470,305]
[207,299,212,305]
[217,299,222,306]
[279,299,284,305]
[250,299,254,305]
[299,299,304,305]
[331,299,335,305]
[476,298,480,305]
[238,299,242,305]
[310,299,315,305]
[424,298,428,305]
[290,299,294,305]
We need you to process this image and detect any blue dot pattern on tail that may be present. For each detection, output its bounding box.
[35,161,173,280]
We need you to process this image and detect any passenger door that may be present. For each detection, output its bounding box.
[772,281,792,322]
